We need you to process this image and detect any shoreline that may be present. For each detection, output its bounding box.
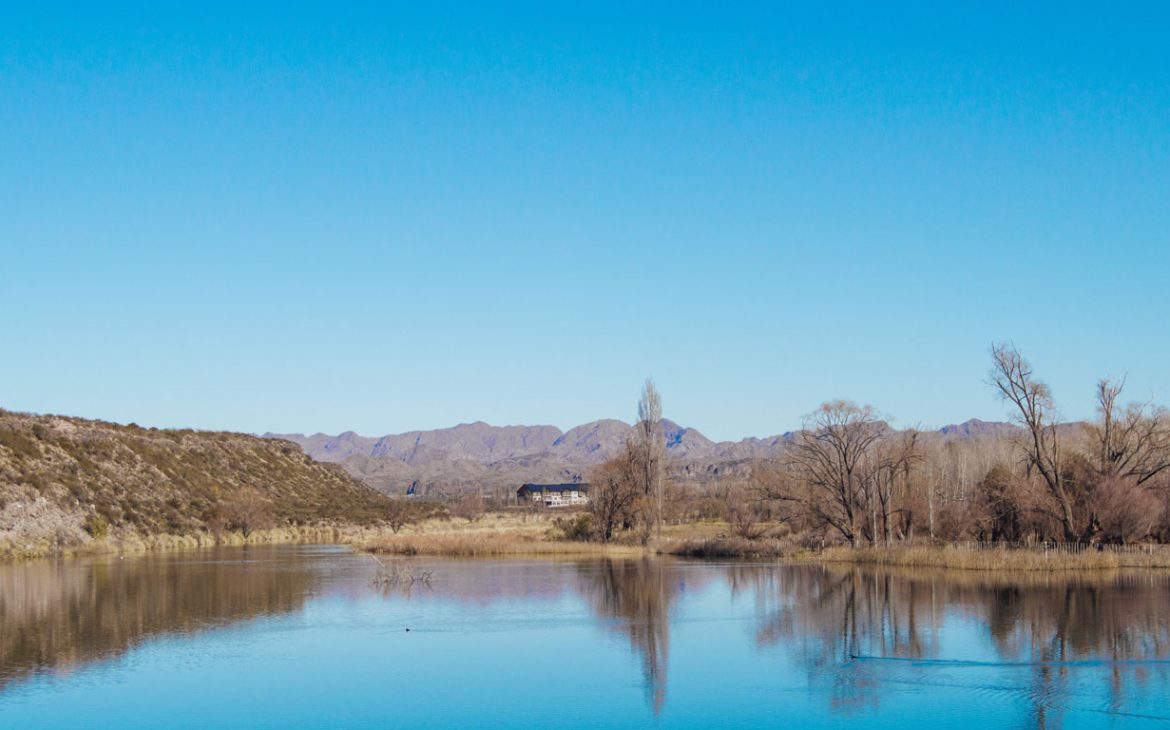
[8,515,1170,572]
[0,524,387,563]
[362,526,1170,571]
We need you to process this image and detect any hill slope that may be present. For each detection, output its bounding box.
[0,410,391,551]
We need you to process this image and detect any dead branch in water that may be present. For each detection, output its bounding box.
[368,553,434,590]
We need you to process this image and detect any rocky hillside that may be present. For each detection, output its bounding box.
[270,418,1022,496]
[0,410,391,551]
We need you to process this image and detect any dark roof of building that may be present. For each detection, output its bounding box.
[517,483,589,493]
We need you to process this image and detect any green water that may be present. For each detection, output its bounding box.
[1,545,1168,729]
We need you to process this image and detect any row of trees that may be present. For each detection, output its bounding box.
[757,344,1170,546]
[588,346,1170,546]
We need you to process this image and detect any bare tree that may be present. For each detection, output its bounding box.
[1084,377,1170,543]
[786,401,886,547]
[1092,377,1170,486]
[868,430,920,545]
[989,343,1083,542]
[385,498,425,533]
[634,378,665,544]
[588,443,642,542]
[221,486,274,538]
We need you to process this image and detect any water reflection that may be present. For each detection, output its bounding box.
[4,549,1170,729]
[0,545,333,688]
[730,565,1170,727]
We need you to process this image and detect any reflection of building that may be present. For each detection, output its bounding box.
[517,483,589,507]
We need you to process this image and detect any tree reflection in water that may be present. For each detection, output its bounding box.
[573,558,682,716]
[730,564,1170,728]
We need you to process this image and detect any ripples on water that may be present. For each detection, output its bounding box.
[1,545,1169,729]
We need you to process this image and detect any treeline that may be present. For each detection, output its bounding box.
[588,345,1170,547]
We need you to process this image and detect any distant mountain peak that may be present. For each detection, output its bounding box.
[938,418,1018,437]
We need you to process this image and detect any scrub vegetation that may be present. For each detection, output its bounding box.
[0,409,394,559]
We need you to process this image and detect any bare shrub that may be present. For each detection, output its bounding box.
[384,498,445,533]
[1093,476,1163,544]
[553,513,593,541]
[451,492,484,522]
[221,486,274,537]
[726,486,766,540]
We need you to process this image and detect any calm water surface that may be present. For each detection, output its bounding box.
[1,545,1169,729]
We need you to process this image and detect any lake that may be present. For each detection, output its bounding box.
[1,545,1169,729]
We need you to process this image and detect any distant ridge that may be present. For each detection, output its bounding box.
[937,418,1021,438]
[266,417,1019,496]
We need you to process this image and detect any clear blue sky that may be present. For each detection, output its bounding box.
[2,3,1168,442]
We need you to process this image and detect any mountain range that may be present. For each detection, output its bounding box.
[266,418,1019,496]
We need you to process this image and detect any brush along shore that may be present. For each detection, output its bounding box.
[363,512,667,557]
[8,508,1170,571]
[366,515,1170,570]
[0,524,394,562]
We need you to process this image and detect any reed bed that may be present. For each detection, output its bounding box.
[364,531,646,557]
[667,536,792,559]
[815,545,1170,571]
[365,512,650,557]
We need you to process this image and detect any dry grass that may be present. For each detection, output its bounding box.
[814,545,1170,571]
[667,536,792,559]
[363,513,647,557]
[362,514,757,557]
[365,532,647,557]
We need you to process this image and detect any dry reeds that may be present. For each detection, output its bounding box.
[667,537,791,559]
[814,545,1170,571]
[364,531,645,557]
